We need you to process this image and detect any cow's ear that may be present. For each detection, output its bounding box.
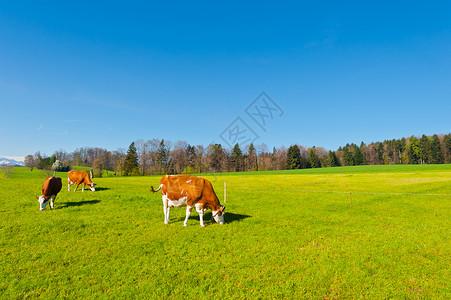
[35,196,39,199]
[221,206,225,212]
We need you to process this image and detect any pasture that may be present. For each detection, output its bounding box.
[1,165,450,298]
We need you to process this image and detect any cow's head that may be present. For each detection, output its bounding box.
[212,205,225,225]
[90,183,96,191]
[36,196,49,211]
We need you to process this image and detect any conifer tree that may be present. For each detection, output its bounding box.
[353,144,365,165]
[286,145,301,169]
[209,144,224,172]
[328,150,340,167]
[406,136,420,164]
[124,142,139,175]
[248,143,258,171]
[376,142,384,162]
[184,145,198,173]
[308,147,320,168]
[430,134,443,164]
[419,135,430,164]
[444,134,451,163]
[157,139,168,174]
[231,143,243,172]
[343,146,354,166]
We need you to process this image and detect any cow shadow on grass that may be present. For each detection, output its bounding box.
[174,211,251,225]
[224,212,251,223]
[58,200,101,209]
[93,187,109,191]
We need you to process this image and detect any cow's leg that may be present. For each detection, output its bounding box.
[68,179,71,191]
[166,207,171,224]
[195,204,205,227]
[81,184,85,192]
[162,195,169,224]
[184,206,193,226]
[50,196,55,209]
[199,210,205,227]
[74,182,80,192]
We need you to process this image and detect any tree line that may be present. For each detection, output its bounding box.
[24,133,451,177]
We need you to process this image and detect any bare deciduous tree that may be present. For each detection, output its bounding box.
[1,165,14,178]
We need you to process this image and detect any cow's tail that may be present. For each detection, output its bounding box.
[151,185,161,193]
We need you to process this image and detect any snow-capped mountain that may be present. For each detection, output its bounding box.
[0,157,25,166]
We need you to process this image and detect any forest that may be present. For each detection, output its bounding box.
[24,133,451,177]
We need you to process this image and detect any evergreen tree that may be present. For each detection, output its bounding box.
[429,134,443,164]
[248,143,258,171]
[418,134,430,164]
[396,138,406,164]
[124,142,139,175]
[406,136,420,164]
[157,139,168,174]
[308,148,320,168]
[343,146,354,166]
[209,144,224,172]
[286,145,301,169]
[444,134,451,163]
[328,151,340,167]
[231,143,243,172]
[376,142,384,162]
[353,143,365,165]
[184,145,198,173]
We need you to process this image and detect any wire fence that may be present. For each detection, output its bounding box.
[218,183,451,209]
[223,185,451,197]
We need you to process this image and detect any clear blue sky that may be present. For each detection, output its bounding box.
[1,1,450,160]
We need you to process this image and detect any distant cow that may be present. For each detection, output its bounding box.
[151,175,225,227]
[36,176,62,210]
[68,170,95,192]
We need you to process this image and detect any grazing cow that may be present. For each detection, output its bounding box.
[36,176,62,210]
[151,175,225,227]
[68,170,95,192]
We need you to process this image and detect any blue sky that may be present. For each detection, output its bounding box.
[1,1,450,160]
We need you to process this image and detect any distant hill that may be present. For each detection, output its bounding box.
[0,157,25,167]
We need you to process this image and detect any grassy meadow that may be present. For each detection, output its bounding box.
[1,165,450,298]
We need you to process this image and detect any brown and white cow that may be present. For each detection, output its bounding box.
[68,170,95,192]
[151,175,225,227]
[36,176,62,210]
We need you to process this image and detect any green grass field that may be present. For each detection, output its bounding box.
[1,165,450,298]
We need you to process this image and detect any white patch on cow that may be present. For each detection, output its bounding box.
[167,196,188,208]
[186,180,192,183]
[90,183,96,191]
[38,196,47,211]
[194,203,205,227]
[212,210,225,225]
[38,195,56,211]
[194,203,204,213]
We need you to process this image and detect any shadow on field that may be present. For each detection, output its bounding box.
[224,212,251,223]
[59,200,101,209]
[174,211,251,225]
[94,187,110,191]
